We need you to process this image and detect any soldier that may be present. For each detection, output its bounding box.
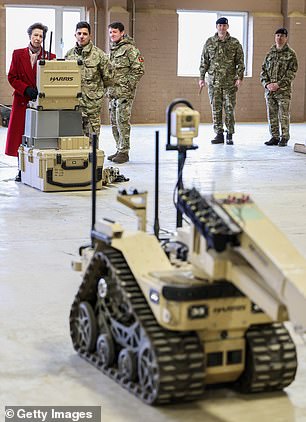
[107,21,144,164]
[260,28,298,147]
[65,21,112,138]
[199,17,245,145]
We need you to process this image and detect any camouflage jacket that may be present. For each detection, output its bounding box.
[200,33,245,87]
[260,44,298,95]
[65,41,112,108]
[107,35,144,99]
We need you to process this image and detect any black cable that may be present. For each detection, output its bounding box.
[172,157,190,226]
[172,156,185,209]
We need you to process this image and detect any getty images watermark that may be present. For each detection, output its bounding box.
[5,406,101,422]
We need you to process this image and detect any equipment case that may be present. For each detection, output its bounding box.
[19,146,104,192]
[58,136,90,150]
[24,109,83,138]
[22,135,58,149]
[22,135,90,150]
[29,59,82,110]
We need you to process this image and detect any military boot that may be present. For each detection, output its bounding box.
[107,151,118,161]
[278,138,288,147]
[112,152,129,164]
[211,132,224,144]
[226,133,234,145]
[264,137,280,146]
[15,170,21,182]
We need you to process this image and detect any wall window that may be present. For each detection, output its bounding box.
[6,5,85,73]
[177,11,248,77]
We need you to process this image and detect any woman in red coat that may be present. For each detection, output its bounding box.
[5,22,55,181]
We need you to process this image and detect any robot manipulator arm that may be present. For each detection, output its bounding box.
[177,187,306,334]
[177,187,241,253]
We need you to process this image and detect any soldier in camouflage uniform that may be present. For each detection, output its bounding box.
[107,22,144,164]
[65,21,112,138]
[260,28,298,147]
[199,17,245,145]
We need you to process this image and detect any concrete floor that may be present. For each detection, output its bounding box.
[0,122,306,421]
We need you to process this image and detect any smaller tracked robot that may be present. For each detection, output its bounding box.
[70,100,306,405]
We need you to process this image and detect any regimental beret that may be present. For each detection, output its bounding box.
[275,27,288,36]
[216,17,228,25]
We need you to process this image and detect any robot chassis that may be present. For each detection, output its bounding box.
[69,101,306,405]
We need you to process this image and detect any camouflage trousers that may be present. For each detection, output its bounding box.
[265,93,291,140]
[207,85,237,134]
[80,105,101,138]
[109,98,133,153]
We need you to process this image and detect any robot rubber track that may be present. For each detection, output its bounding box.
[69,246,206,405]
[69,246,298,402]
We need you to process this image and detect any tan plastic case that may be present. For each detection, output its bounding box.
[19,146,104,192]
[29,59,82,110]
[58,136,90,150]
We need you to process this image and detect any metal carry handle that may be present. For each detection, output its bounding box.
[61,160,89,170]
[46,168,102,188]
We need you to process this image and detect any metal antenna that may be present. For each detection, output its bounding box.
[48,31,53,60]
[91,133,97,247]
[153,131,160,239]
[42,34,45,59]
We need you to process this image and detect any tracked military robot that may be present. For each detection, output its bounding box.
[70,100,306,405]
[18,55,105,192]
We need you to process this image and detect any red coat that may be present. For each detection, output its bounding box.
[5,48,56,157]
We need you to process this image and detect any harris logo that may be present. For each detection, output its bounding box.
[49,76,74,82]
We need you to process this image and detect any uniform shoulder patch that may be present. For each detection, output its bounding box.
[138,56,144,62]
